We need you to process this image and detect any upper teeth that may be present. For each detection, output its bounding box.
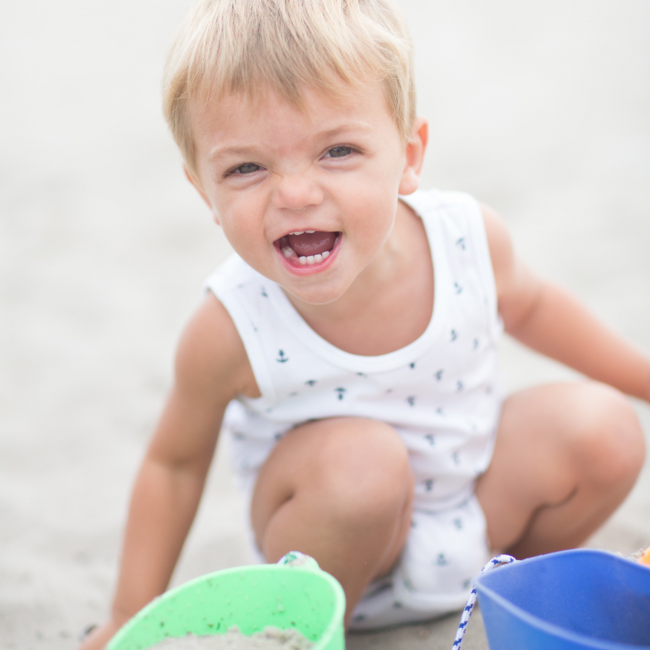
[288,230,316,235]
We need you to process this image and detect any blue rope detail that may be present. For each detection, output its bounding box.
[450,554,516,650]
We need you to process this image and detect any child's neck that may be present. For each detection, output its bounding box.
[283,200,434,356]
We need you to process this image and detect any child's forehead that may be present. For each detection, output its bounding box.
[190,76,395,139]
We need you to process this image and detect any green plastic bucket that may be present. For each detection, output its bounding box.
[107,554,346,650]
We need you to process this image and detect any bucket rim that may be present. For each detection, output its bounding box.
[108,563,346,650]
[474,549,650,650]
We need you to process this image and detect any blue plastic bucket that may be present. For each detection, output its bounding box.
[474,549,650,649]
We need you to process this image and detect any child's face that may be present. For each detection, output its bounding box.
[187,79,426,306]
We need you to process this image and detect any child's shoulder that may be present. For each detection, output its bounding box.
[403,188,496,260]
[403,188,486,234]
[175,289,260,404]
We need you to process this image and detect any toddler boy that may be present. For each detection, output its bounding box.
[80,0,649,647]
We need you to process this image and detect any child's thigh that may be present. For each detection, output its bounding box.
[475,381,644,550]
[250,417,414,553]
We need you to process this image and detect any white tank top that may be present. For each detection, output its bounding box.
[205,189,503,511]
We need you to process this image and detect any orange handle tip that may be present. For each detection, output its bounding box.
[640,547,650,567]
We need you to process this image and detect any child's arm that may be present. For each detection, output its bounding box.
[79,294,256,650]
[482,204,650,402]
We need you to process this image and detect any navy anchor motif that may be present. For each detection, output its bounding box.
[335,387,346,400]
[276,350,289,363]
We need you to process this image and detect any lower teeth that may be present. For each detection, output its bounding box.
[283,234,337,266]
[299,252,328,265]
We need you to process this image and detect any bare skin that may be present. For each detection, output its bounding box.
[476,382,645,558]
[78,80,650,649]
[251,418,414,625]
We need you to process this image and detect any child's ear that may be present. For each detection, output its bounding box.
[183,164,221,225]
[398,117,428,196]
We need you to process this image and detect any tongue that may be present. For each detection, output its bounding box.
[288,231,337,257]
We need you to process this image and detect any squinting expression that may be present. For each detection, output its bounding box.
[188,80,420,306]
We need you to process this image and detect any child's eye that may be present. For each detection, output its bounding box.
[325,146,354,158]
[228,163,261,176]
[236,163,261,174]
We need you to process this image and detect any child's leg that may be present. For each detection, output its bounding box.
[250,417,414,625]
[476,382,645,558]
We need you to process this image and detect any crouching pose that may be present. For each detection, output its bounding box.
[80,0,648,647]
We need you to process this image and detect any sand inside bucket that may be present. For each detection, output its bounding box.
[148,626,314,650]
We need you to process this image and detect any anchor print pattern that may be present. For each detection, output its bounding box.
[215,204,501,617]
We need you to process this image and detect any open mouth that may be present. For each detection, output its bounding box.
[275,230,341,266]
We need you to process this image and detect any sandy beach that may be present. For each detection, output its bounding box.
[1,1,649,648]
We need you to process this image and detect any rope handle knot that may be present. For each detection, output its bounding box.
[451,554,516,650]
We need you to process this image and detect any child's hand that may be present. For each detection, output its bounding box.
[77,618,123,650]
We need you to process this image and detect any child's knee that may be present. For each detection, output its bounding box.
[309,418,413,526]
[571,384,645,486]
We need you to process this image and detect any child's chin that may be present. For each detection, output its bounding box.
[281,282,348,306]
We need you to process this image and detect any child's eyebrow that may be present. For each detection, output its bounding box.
[318,122,374,140]
[207,123,374,164]
[208,146,259,164]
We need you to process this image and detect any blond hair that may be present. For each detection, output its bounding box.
[163,0,416,174]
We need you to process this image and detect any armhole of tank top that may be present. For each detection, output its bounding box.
[463,195,503,341]
[202,280,278,404]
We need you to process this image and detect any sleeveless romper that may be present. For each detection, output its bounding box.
[204,189,503,629]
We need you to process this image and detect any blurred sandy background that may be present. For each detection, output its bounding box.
[1,1,649,648]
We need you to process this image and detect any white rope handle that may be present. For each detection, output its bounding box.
[451,554,516,650]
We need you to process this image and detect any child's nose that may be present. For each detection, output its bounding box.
[272,172,324,212]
